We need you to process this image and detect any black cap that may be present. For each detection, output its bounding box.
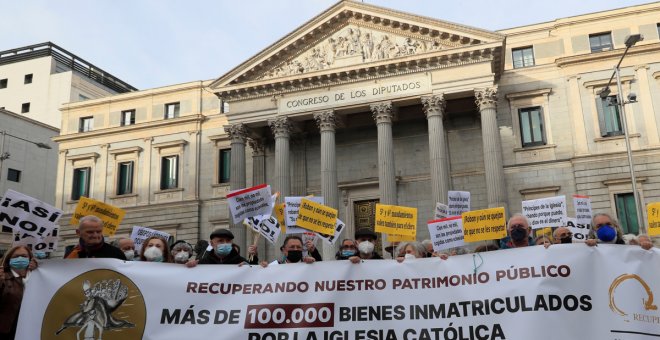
[210,229,234,240]
[355,228,377,240]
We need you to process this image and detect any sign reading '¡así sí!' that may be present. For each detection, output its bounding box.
[278,76,431,113]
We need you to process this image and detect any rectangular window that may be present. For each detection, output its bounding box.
[24,74,33,84]
[0,78,7,89]
[512,46,535,68]
[79,116,94,132]
[589,32,613,52]
[121,109,136,126]
[219,149,231,183]
[596,96,623,137]
[615,193,639,234]
[160,155,179,190]
[117,161,134,195]
[519,106,546,147]
[71,167,91,201]
[21,103,30,113]
[164,102,180,119]
[7,168,21,182]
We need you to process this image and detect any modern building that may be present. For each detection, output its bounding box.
[54,1,660,259]
[0,42,137,128]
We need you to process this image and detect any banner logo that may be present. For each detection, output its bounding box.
[609,273,658,322]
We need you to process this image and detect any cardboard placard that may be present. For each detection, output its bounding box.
[521,195,567,229]
[130,226,172,253]
[573,195,592,226]
[374,204,417,237]
[462,207,507,242]
[227,184,273,223]
[647,202,660,237]
[448,191,470,216]
[296,198,338,235]
[0,189,62,238]
[284,196,324,234]
[427,216,464,252]
[70,196,126,236]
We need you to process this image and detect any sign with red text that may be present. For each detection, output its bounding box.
[427,216,464,252]
[227,184,273,224]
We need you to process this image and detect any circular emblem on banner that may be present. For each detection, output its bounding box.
[609,273,658,321]
[41,269,146,339]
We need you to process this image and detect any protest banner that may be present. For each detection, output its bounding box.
[433,202,448,220]
[13,228,59,253]
[244,215,281,244]
[316,219,346,245]
[573,195,592,225]
[284,196,324,234]
[227,184,273,224]
[427,216,464,252]
[386,233,416,242]
[130,226,172,253]
[19,246,660,339]
[447,191,470,216]
[521,195,567,229]
[0,189,62,238]
[70,196,126,236]
[566,217,591,241]
[296,198,337,235]
[647,202,660,237]
[374,204,417,237]
[462,207,507,242]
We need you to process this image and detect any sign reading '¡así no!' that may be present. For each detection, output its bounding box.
[278,76,430,113]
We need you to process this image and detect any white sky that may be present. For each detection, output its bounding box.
[0,0,654,90]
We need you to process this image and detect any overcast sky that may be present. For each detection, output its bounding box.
[1,0,653,90]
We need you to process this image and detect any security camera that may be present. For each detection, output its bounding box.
[627,92,637,103]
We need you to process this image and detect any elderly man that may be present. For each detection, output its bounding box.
[499,214,533,249]
[65,215,126,259]
[336,239,358,260]
[187,229,258,266]
[349,228,383,263]
[111,237,136,260]
[553,227,573,244]
[586,213,653,250]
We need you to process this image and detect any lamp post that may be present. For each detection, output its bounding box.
[0,130,52,187]
[598,34,644,232]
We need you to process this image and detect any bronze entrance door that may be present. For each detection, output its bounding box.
[353,199,383,255]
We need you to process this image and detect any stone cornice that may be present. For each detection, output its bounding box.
[556,43,660,68]
[505,88,552,100]
[109,146,143,155]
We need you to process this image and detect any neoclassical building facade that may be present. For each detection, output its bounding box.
[53,1,660,259]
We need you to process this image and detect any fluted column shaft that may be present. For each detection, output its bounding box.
[315,110,339,260]
[269,117,292,198]
[475,88,507,211]
[422,95,449,205]
[371,102,397,205]
[249,138,269,258]
[225,123,249,247]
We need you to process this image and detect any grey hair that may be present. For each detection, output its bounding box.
[507,213,530,229]
[172,242,193,252]
[79,215,103,229]
[589,212,624,243]
[395,241,427,258]
[111,237,131,248]
[421,239,433,248]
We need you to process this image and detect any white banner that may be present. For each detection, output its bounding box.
[284,196,324,234]
[573,195,593,226]
[0,189,62,238]
[427,216,465,252]
[522,195,567,229]
[433,202,448,220]
[130,226,171,253]
[227,184,273,224]
[316,219,346,246]
[447,191,470,216]
[566,217,591,241]
[18,246,660,339]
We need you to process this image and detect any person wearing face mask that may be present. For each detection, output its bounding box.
[553,227,573,244]
[499,214,533,249]
[112,237,137,261]
[139,236,172,263]
[349,228,383,263]
[278,235,316,264]
[395,241,428,262]
[187,229,257,266]
[336,239,358,260]
[1,246,37,339]
[170,241,193,264]
[65,216,126,260]
[585,213,640,247]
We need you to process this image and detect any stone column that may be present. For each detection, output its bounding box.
[422,94,450,205]
[315,110,339,260]
[269,117,292,198]
[249,138,269,260]
[370,101,397,205]
[224,123,249,248]
[475,88,508,211]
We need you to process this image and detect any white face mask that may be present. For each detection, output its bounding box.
[358,241,374,254]
[144,247,164,262]
[174,252,190,263]
[123,250,135,261]
[404,253,416,260]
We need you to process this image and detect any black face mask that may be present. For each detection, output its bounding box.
[560,236,572,244]
[286,250,303,263]
[510,228,527,242]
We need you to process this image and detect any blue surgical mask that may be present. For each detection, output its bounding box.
[341,250,356,257]
[34,251,48,259]
[597,225,617,243]
[9,256,30,270]
[215,243,232,256]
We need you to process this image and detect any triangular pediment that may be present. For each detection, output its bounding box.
[210,0,504,94]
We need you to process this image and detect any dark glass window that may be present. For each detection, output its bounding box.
[165,102,180,119]
[615,193,639,234]
[7,168,21,182]
[121,109,136,126]
[24,74,33,84]
[589,32,613,52]
[117,161,134,195]
[596,96,623,137]
[79,116,94,132]
[219,149,231,183]
[519,107,546,147]
[512,47,535,68]
[21,103,30,113]
[72,167,91,200]
[160,155,178,190]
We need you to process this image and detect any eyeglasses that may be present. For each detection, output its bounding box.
[557,232,573,238]
[341,245,357,250]
[510,224,526,229]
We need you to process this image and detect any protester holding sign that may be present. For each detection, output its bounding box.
[139,236,172,263]
[277,235,316,264]
[65,216,126,260]
[0,246,35,340]
[499,214,533,249]
[585,213,653,250]
[349,228,383,263]
[553,227,573,244]
[188,229,256,266]
[111,237,136,261]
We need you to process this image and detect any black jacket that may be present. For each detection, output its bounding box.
[65,241,126,260]
[199,248,257,265]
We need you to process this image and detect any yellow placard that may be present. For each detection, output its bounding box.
[386,233,416,242]
[275,203,286,233]
[374,204,417,237]
[536,227,553,239]
[295,198,337,235]
[70,197,126,236]
[647,202,660,236]
[462,207,506,243]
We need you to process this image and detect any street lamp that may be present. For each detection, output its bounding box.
[0,130,52,181]
[597,33,644,232]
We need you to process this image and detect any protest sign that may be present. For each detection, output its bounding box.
[462,207,507,242]
[130,226,171,253]
[302,232,318,257]
[19,246,660,339]
[374,204,417,237]
[521,195,567,229]
[566,217,591,241]
[70,196,126,236]
[573,195,592,225]
[244,215,282,244]
[447,191,470,216]
[227,184,273,224]
[434,202,448,220]
[316,219,346,245]
[386,233,416,242]
[274,203,286,232]
[427,216,464,252]
[296,199,337,235]
[647,202,660,236]
[284,196,324,234]
[0,189,62,238]
[13,228,59,253]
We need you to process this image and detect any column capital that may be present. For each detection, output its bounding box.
[268,116,293,139]
[475,87,498,111]
[248,138,266,156]
[224,123,249,143]
[314,110,338,132]
[421,94,446,119]
[370,101,396,124]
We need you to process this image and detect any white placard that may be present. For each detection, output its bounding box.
[13,228,59,253]
[227,184,273,223]
[573,195,592,226]
[284,196,324,234]
[521,195,567,229]
[0,189,62,238]
[427,216,465,252]
[565,217,591,242]
[447,191,470,216]
[130,226,171,253]
[244,214,281,245]
[316,219,346,245]
[434,202,448,220]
